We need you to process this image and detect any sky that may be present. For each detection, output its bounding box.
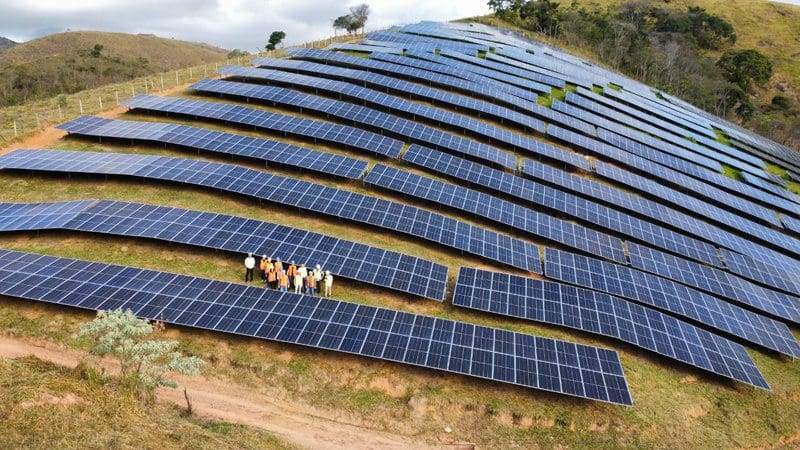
[0,0,491,51]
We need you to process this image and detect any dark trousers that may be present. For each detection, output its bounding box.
[245,268,254,282]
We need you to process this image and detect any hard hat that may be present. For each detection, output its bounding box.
[316,264,321,269]
[326,270,330,275]
[291,261,295,264]
[247,252,253,256]
[262,254,267,258]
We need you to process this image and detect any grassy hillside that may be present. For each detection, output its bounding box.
[0,31,228,106]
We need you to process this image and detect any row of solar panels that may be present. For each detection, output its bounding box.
[2,150,798,359]
[52,110,800,299]
[0,249,633,405]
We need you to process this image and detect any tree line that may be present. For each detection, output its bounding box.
[487,0,799,148]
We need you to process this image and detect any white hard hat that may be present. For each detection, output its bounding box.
[247,252,252,256]
[325,270,330,275]
[316,264,321,269]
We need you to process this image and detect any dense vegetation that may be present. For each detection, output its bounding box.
[485,0,800,149]
[0,31,228,107]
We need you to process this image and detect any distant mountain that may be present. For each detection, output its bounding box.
[0,36,17,51]
[0,30,228,106]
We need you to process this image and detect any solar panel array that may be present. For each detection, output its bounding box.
[57,115,369,179]
[453,267,769,390]
[0,150,540,273]
[403,145,721,266]
[190,78,518,170]
[118,95,404,158]
[0,200,448,301]
[364,163,624,263]
[543,248,800,358]
[0,249,632,405]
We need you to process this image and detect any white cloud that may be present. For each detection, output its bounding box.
[0,0,491,51]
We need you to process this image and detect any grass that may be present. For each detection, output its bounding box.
[0,356,296,450]
[721,164,745,181]
[607,82,622,91]
[713,128,732,147]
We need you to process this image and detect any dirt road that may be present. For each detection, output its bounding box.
[0,335,436,450]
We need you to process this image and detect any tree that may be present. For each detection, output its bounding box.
[686,7,736,50]
[90,44,103,58]
[79,310,203,401]
[227,49,249,59]
[519,0,562,36]
[266,31,286,51]
[717,49,772,91]
[350,3,371,35]
[333,15,353,36]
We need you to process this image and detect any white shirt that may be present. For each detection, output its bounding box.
[324,274,333,287]
[244,256,256,269]
[298,267,308,278]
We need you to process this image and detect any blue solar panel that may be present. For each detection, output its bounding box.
[627,242,800,324]
[189,78,517,170]
[366,31,489,54]
[438,49,566,88]
[57,115,369,180]
[783,215,800,235]
[0,248,632,405]
[0,200,449,301]
[402,145,721,266]
[543,248,800,358]
[720,248,800,297]
[0,150,539,273]
[118,95,404,158]
[363,163,624,264]
[453,267,770,390]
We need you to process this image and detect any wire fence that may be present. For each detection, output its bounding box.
[0,30,382,145]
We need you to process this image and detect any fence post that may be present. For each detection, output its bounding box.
[115,91,120,105]
[79,100,84,114]
[35,113,40,129]
[13,120,17,137]
[58,104,63,119]
[131,84,135,96]
[161,73,164,89]
[175,70,180,85]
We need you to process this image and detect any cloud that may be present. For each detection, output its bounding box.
[0,0,491,51]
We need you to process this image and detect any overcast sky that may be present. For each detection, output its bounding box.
[0,0,491,51]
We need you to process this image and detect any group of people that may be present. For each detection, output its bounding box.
[244,253,334,297]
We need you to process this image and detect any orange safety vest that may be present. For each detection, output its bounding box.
[274,261,283,272]
[305,274,315,288]
[287,265,297,277]
[265,262,274,272]
[278,273,289,288]
[259,259,268,271]
[268,270,277,282]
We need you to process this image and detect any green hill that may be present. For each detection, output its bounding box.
[0,31,229,106]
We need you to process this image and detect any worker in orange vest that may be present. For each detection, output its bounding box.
[274,258,284,274]
[287,261,297,289]
[305,270,316,296]
[258,255,269,282]
[264,257,274,287]
[278,269,289,292]
[267,260,278,289]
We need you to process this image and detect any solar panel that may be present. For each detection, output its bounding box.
[402,145,721,266]
[374,51,547,99]
[57,116,369,180]
[363,164,625,264]
[453,267,770,390]
[0,150,540,273]
[325,42,404,54]
[189,78,518,170]
[117,95,404,158]
[284,48,542,109]
[366,31,489,54]
[0,200,448,301]
[783,215,800,235]
[0,248,632,405]
[627,242,800,324]
[282,49,597,138]
[543,248,800,358]
[719,248,800,297]
[0,200,96,231]
[437,49,566,88]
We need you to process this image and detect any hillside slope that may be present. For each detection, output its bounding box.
[0,31,228,106]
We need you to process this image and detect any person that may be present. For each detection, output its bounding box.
[305,270,316,296]
[323,270,333,297]
[278,269,289,292]
[264,257,274,286]
[258,255,268,282]
[274,258,283,275]
[313,264,323,291]
[287,261,297,289]
[244,252,255,283]
[267,262,278,289]
[298,263,308,281]
[293,268,303,294]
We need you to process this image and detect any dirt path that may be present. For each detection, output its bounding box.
[0,335,436,450]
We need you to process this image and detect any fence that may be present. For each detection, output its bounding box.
[0,30,382,145]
